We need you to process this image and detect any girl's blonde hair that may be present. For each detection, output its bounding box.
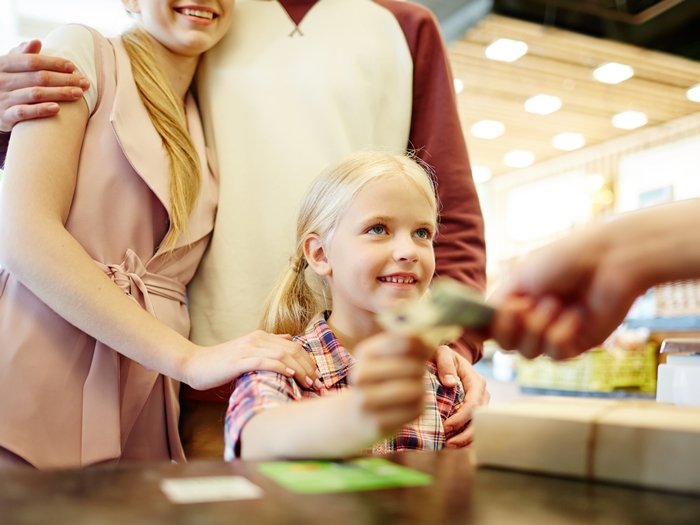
[259,151,438,335]
[121,27,202,251]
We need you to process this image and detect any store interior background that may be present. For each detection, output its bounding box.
[2,0,699,405]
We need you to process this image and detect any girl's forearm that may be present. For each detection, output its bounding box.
[240,391,378,460]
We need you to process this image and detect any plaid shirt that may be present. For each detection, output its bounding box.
[225,312,464,460]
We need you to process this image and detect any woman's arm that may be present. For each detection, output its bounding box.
[0,100,318,390]
[238,334,430,460]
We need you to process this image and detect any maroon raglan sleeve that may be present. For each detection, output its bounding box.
[0,132,9,168]
[376,0,487,363]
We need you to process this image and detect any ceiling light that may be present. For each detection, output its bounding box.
[687,84,700,102]
[598,189,614,205]
[472,166,492,183]
[552,132,586,151]
[524,94,562,115]
[504,150,535,168]
[454,78,464,94]
[612,110,648,130]
[593,62,634,84]
[471,120,505,139]
[485,38,528,62]
[587,174,605,191]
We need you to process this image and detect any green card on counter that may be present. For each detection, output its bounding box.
[257,457,433,494]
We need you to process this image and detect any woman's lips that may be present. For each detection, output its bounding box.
[174,6,219,25]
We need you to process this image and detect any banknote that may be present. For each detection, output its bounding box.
[377,277,494,346]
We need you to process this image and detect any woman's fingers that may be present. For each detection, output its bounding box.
[244,331,322,390]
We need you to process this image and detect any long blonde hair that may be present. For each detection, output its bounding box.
[259,151,438,335]
[121,27,201,251]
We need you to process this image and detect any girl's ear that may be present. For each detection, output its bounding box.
[304,234,332,277]
[121,0,140,14]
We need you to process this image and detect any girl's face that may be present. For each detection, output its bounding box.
[315,177,437,329]
[122,0,235,57]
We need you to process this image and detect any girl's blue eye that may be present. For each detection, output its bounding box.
[368,225,386,235]
[414,228,431,239]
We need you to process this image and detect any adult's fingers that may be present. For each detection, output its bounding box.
[246,332,321,390]
[443,355,489,435]
[0,102,61,130]
[0,70,89,91]
[8,40,42,56]
[519,296,561,359]
[544,308,586,360]
[445,423,474,448]
[1,51,77,74]
[490,296,533,351]
[434,345,458,387]
[0,86,88,131]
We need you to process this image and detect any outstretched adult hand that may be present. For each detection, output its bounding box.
[490,199,700,359]
[0,40,88,131]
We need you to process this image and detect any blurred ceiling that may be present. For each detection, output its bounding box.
[447,13,700,178]
[492,0,700,61]
[424,0,700,59]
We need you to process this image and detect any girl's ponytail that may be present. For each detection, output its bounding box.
[259,249,322,335]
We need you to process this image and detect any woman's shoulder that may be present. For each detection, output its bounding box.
[41,25,108,115]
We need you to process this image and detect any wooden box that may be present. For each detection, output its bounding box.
[473,397,700,495]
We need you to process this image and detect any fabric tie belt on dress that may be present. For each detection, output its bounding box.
[81,249,186,466]
[94,249,186,316]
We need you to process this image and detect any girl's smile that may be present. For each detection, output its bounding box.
[377,273,418,285]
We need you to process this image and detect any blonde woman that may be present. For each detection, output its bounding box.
[226,152,467,460]
[0,0,317,469]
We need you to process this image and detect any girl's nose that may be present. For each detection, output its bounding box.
[393,234,419,263]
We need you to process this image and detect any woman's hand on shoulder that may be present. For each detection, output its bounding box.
[182,330,322,392]
[349,333,431,437]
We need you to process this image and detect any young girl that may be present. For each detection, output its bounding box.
[225,151,465,460]
[0,0,317,469]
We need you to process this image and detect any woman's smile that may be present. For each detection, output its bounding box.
[174,4,220,25]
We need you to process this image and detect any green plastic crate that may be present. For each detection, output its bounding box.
[516,343,658,394]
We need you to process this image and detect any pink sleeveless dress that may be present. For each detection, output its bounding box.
[0,27,218,469]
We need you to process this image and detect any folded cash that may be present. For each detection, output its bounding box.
[377,277,494,346]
